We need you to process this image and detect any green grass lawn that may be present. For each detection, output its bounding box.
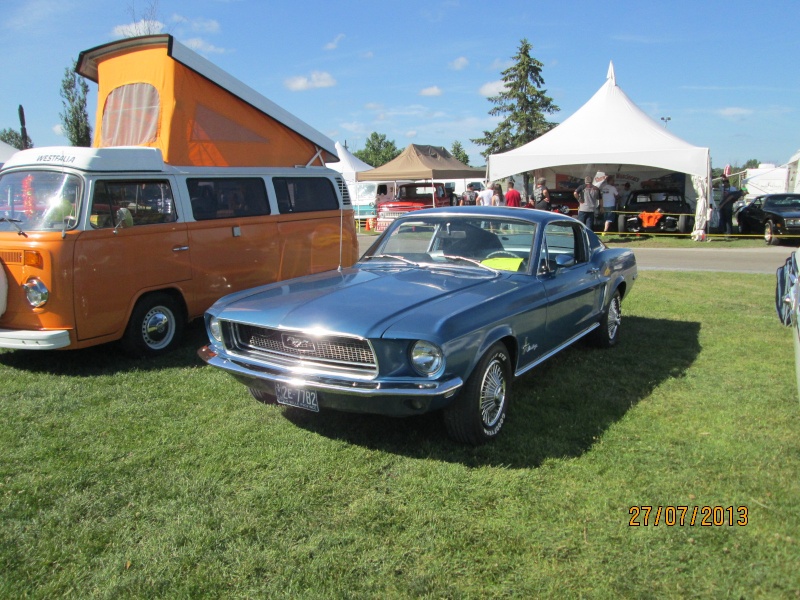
[1,272,799,598]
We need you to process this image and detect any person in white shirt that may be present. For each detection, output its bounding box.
[478,182,493,206]
[599,176,619,234]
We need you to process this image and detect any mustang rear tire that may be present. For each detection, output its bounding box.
[589,289,621,348]
[617,214,628,233]
[121,292,184,357]
[443,342,510,445]
[677,214,693,234]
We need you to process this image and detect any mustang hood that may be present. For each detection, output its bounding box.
[213,265,506,338]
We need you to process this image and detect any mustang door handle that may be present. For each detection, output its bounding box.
[172,245,189,252]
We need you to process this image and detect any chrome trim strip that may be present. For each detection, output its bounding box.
[514,323,599,377]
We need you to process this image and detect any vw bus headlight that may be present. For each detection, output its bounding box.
[23,278,49,308]
[209,317,223,343]
[410,340,443,376]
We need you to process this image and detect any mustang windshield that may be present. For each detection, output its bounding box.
[369,216,537,272]
[0,170,82,233]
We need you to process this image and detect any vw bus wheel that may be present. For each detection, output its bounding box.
[443,342,510,445]
[122,293,184,357]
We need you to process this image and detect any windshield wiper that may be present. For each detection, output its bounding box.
[0,217,28,238]
[442,254,498,273]
[362,254,420,267]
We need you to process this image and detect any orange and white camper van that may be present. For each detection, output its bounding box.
[0,35,358,356]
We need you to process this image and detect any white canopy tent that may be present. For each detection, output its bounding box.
[325,141,373,183]
[0,140,18,166]
[488,62,711,239]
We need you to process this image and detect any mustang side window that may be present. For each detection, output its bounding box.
[187,178,269,221]
[90,180,176,229]
[542,222,587,269]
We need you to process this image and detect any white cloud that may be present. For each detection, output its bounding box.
[479,80,506,97]
[52,124,63,136]
[717,107,754,120]
[113,19,165,37]
[285,71,337,91]
[183,38,227,54]
[6,0,68,31]
[406,130,418,138]
[324,34,345,50]
[450,56,469,70]
[364,103,383,111]
[420,86,443,97]
[192,18,220,33]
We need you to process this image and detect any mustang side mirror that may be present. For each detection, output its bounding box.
[555,254,576,269]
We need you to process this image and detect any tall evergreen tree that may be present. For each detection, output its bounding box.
[472,39,559,190]
[59,60,92,147]
[450,141,470,166]
[353,132,401,167]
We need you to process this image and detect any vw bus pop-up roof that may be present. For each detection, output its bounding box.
[76,34,338,168]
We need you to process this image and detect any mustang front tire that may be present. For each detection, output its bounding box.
[249,387,277,404]
[443,342,510,445]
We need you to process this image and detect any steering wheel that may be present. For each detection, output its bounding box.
[485,251,519,260]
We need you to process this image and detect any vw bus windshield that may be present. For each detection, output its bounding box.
[0,170,82,233]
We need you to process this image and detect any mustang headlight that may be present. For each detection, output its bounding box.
[209,316,223,343]
[22,278,49,308]
[410,340,444,376]
[786,218,800,227]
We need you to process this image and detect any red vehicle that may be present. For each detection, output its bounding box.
[375,182,451,231]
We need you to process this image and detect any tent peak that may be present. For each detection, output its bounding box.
[607,61,616,85]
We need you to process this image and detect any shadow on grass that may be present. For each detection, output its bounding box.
[0,320,208,376]
[283,316,701,469]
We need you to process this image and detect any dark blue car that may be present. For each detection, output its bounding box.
[199,206,637,444]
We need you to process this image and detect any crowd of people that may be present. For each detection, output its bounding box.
[458,176,635,235]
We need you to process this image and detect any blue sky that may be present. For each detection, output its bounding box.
[1,0,797,168]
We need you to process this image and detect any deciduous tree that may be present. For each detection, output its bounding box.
[353,132,401,168]
[450,141,470,166]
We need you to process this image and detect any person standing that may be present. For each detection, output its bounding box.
[478,182,494,207]
[574,176,600,230]
[460,183,477,206]
[491,183,505,206]
[532,177,551,211]
[717,176,739,236]
[599,176,619,234]
[504,181,522,207]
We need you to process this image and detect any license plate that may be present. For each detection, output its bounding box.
[274,382,319,412]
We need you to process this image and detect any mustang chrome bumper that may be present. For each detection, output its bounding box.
[198,345,464,416]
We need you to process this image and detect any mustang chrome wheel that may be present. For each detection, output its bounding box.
[443,342,511,445]
[479,358,507,429]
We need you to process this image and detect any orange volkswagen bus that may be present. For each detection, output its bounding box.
[0,147,358,355]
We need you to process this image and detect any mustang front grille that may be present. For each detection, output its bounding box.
[228,323,378,376]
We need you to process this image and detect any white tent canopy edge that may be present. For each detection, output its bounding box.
[487,62,711,240]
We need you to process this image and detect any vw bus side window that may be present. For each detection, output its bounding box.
[90,180,176,229]
[187,178,270,221]
[273,177,339,214]
[0,171,82,232]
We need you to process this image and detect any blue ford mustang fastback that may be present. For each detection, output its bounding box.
[199,206,637,444]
